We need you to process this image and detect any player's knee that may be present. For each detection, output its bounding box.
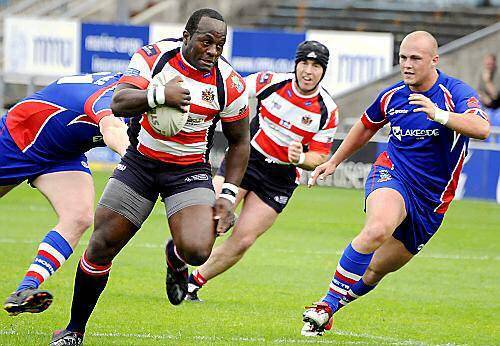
[74,210,94,232]
[180,246,212,266]
[60,208,94,234]
[361,222,392,247]
[86,229,119,264]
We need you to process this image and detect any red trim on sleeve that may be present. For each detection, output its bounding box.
[309,140,332,155]
[118,75,149,90]
[84,83,118,123]
[221,106,249,123]
[361,112,386,131]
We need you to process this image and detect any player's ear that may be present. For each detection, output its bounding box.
[431,54,439,67]
[182,30,190,45]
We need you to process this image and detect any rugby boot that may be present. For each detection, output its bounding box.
[301,302,334,336]
[49,329,83,346]
[4,288,53,316]
[184,283,203,302]
[165,239,188,305]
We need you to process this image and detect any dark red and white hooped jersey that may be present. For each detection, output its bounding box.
[119,38,249,165]
[246,71,339,165]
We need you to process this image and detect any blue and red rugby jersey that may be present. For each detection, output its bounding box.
[361,70,488,214]
[1,72,121,162]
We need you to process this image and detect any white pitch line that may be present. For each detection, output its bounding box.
[0,238,497,261]
[0,329,438,345]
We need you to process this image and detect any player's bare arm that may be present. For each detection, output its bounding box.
[288,141,329,171]
[214,118,250,235]
[110,78,191,117]
[98,115,130,156]
[409,93,490,140]
[309,120,378,186]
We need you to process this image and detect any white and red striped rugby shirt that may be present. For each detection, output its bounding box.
[246,71,339,164]
[119,38,249,165]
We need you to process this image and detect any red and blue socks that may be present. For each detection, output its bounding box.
[17,230,73,291]
[322,243,375,313]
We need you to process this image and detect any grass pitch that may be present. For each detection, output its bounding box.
[0,171,498,345]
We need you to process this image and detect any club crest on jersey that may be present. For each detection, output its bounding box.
[231,74,244,93]
[377,169,392,183]
[201,88,215,104]
[301,115,312,125]
[466,96,480,108]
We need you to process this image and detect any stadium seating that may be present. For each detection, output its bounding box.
[240,0,500,66]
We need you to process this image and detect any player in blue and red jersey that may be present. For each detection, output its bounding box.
[1,72,129,316]
[301,31,490,336]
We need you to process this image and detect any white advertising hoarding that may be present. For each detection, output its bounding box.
[3,17,80,78]
[306,30,393,95]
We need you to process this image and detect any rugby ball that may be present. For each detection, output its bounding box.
[146,70,190,137]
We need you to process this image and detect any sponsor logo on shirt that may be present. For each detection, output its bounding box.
[387,108,409,116]
[392,126,439,141]
[274,195,289,204]
[279,119,292,129]
[230,73,244,93]
[81,161,89,169]
[142,45,157,57]
[116,164,126,171]
[124,67,140,76]
[258,72,272,85]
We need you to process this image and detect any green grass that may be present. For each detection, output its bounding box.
[0,171,499,345]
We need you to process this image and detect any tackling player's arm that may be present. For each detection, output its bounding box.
[309,120,378,186]
[409,93,490,140]
[99,115,130,156]
[110,78,191,117]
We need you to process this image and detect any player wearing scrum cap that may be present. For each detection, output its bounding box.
[185,41,340,302]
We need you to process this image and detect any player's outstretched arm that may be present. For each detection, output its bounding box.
[309,120,377,186]
[214,118,250,235]
[111,78,191,117]
[409,93,490,140]
[99,115,130,157]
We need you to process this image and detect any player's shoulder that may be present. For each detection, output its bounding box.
[133,38,182,66]
[319,87,338,111]
[217,56,242,79]
[439,72,476,97]
[377,80,406,99]
[251,71,293,96]
[154,38,183,53]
